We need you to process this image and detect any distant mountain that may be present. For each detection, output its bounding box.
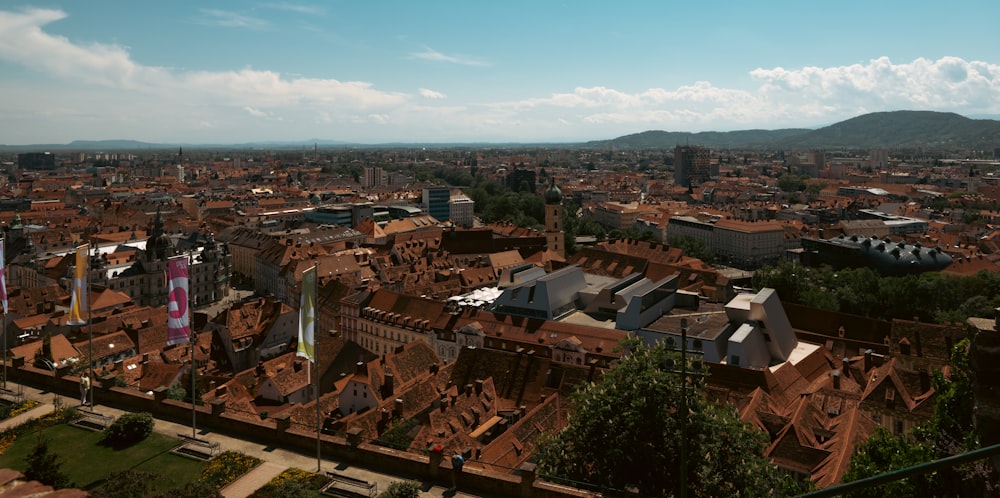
[3,110,998,152]
[586,128,811,150]
[778,111,1000,149]
[591,111,1000,150]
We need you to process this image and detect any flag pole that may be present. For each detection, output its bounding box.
[190,251,197,439]
[315,265,322,473]
[1,237,7,392]
[87,242,94,408]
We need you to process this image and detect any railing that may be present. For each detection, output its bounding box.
[798,443,1000,497]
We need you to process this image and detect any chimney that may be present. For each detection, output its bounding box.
[841,358,851,380]
[475,379,484,394]
[383,372,395,395]
[465,384,474,397]
[394,398,404,417]
[864,349,873,372]
[355,361,367,376]
[429,364,439,375]
[440,397,449,412]
[539,394,547,403]
[832,370,841,390]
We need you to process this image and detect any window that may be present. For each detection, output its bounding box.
[731,355,740,366]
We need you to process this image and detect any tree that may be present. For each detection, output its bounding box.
[535,340,792,497]
[91,470,158,498]
[843,341,998,497]
[24,437,72,489]
[670,235,715,265]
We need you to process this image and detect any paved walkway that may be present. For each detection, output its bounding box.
[221,462,284,498]
[0,381,485,498]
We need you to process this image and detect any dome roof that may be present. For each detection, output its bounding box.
[544,178,562,204]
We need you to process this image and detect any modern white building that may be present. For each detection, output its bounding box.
[449,192,475,228]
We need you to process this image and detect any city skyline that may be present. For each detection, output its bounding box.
[1,1,999,145]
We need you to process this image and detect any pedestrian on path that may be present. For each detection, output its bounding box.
[450,453,464,491]
[79,373,90,406]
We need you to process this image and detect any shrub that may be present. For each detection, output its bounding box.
[103,412,154,447]
[379,481,420,498]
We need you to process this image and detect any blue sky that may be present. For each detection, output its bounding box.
[1,1,999,144]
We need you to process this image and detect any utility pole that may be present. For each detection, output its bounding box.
[663,318,705,498]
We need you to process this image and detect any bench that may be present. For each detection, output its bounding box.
[174,433,221,459]
[321,471,377,497]
[70,409,113,431]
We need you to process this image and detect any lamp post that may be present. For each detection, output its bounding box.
[663,318,705,498]
[40,358,59,407]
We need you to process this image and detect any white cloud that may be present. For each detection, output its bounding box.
[2,7,1000,143]
[197,9,268,29]
[243,106,268,117]
[419,88,446,99]
[409,46,488,66]
[260,3,326,16]
[750,56,1000,115]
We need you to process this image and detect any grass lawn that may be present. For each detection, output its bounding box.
[0,423,208,493]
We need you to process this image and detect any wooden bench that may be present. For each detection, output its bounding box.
[321,471,377,497]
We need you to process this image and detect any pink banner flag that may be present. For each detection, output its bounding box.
[166,256,190,346]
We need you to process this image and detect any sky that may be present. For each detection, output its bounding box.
[1,1,999,145]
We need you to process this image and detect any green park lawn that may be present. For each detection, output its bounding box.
[0,423,208,493]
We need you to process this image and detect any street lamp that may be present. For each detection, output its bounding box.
[663,318,705,498]
[39,358,60,408]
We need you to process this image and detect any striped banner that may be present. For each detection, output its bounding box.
[66,244,88,325]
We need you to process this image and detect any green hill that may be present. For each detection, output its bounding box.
[778,110,1000,149]
[590,111,1000,150]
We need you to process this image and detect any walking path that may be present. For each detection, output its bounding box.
[221,462,284,498]
[0,381,483,498]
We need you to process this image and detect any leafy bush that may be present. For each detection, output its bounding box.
[103,412,154,447]
[376,417,418,451]
[379,481,420,498]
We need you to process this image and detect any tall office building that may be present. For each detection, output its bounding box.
[17,152,56,171]
[423,187,451,222]
[363,166,385,188]
[673,145,711,188]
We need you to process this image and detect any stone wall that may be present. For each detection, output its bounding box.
[10,364,595,498]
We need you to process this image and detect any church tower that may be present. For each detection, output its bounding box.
[544,177,564,257]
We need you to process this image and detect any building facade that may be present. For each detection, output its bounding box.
[422,187,451,222]
[673,145,711,188]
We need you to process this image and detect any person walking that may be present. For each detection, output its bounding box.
[79,373,90,406]
[450,452,465,491]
